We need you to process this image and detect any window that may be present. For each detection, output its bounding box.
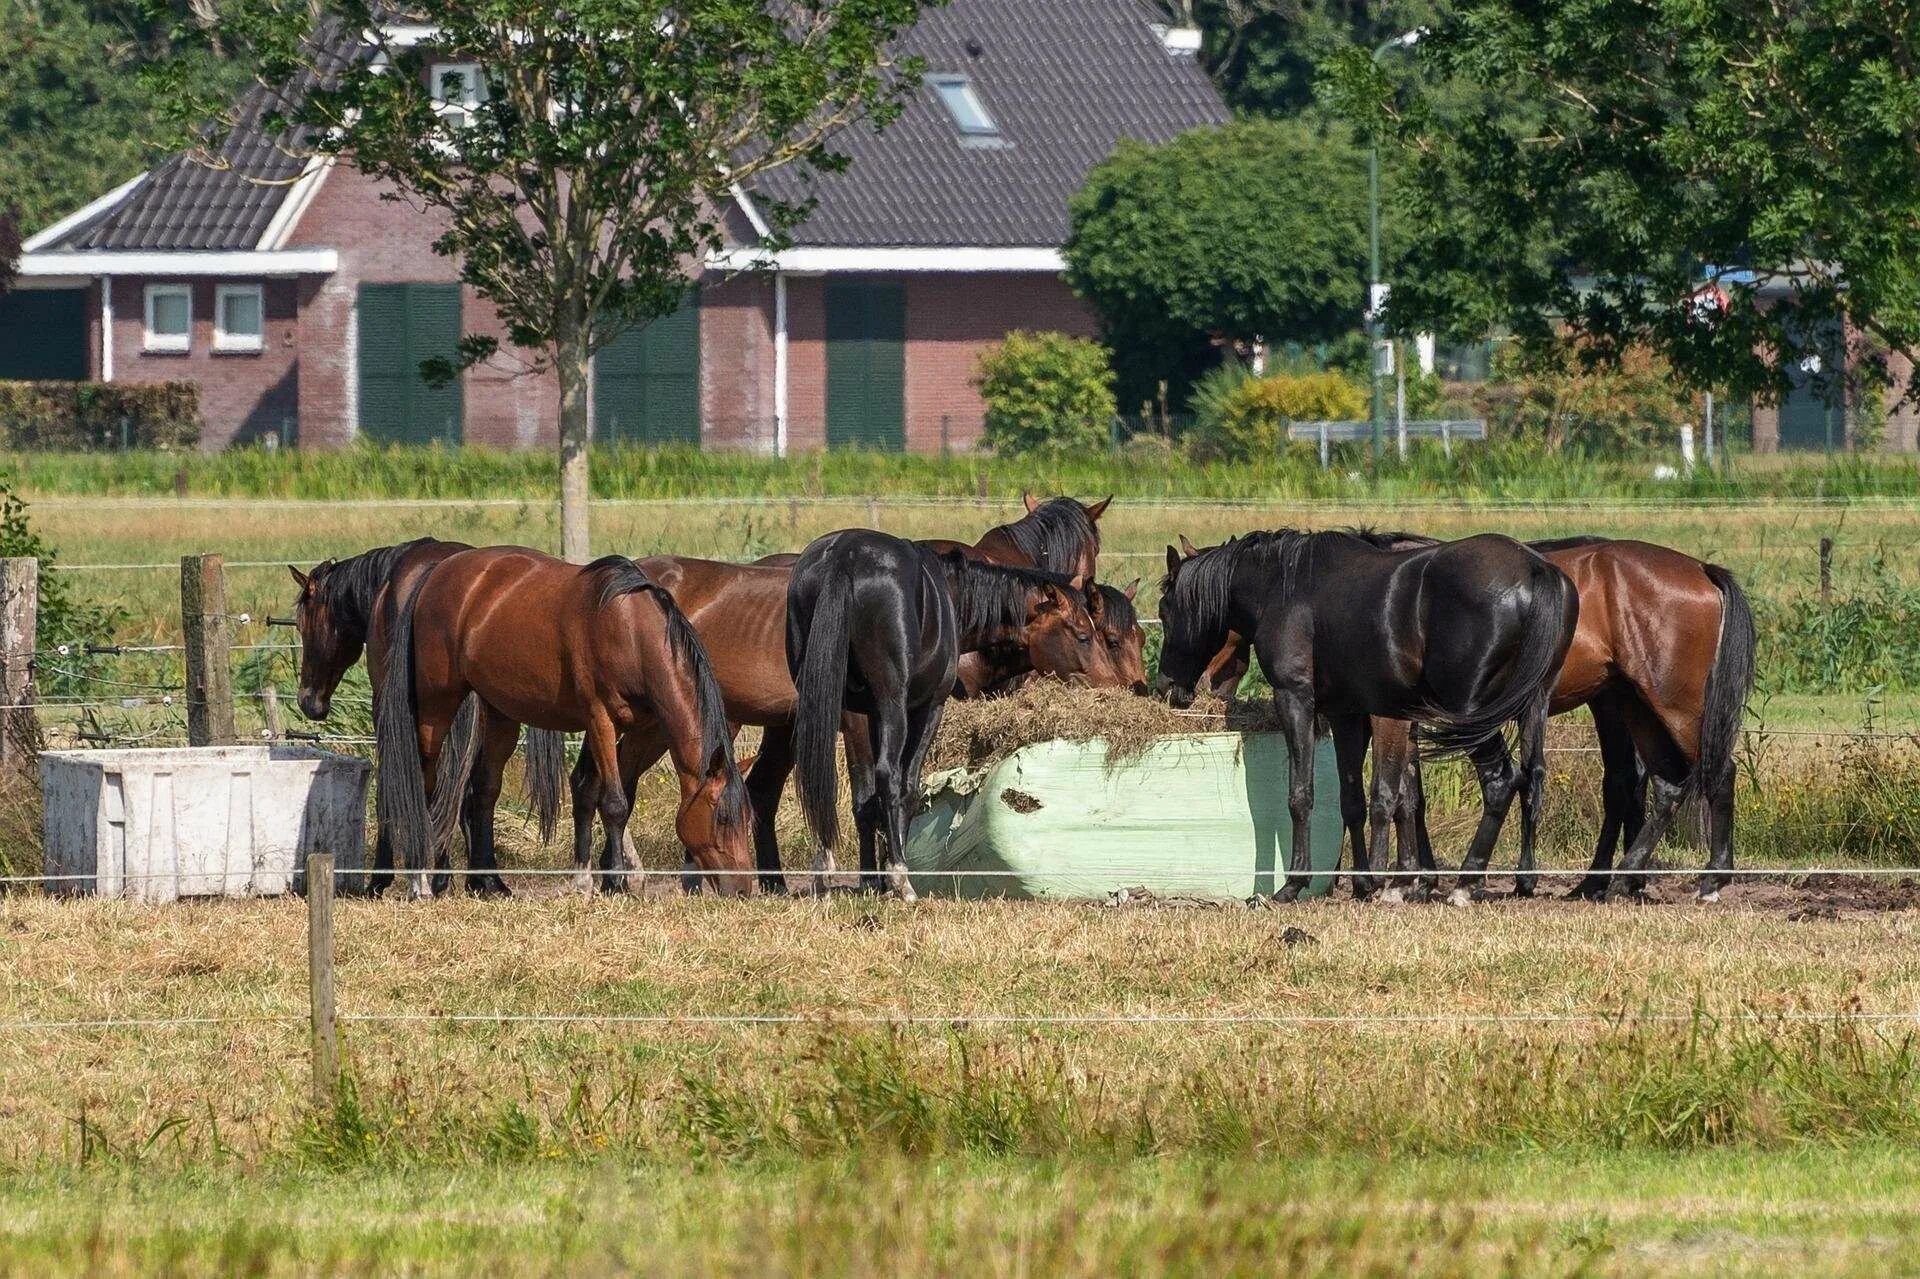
[930,75,1000,138]
[143,284,192,353]
[214,285,264,353]
[431,62,485,129]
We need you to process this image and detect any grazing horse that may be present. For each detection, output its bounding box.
[1157,531,1578,902]
[570,555,1122,892]
[375,546,752,897]
[288,539,567,896]
[789,530,959,901]
[1088,580,1147,695]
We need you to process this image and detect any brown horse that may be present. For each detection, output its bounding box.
[374,546,752,898]
[572,554,1123,892]
[1088,580,1147,694]
[1189,535,1756,900]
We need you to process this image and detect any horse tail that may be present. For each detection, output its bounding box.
[793,575,853,853]
[586,556,746,839]
[429,695,481,862]
[1697,564,1756,800]
[522,727,568,845]
[1421,558,1576,758]
[374,565,437,878]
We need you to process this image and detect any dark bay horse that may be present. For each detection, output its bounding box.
[1367,537,1755,901]
[572,554,1121,892]
[288,539,567,895]
[375,546,752,897]
[1088,580,1147,694]
[1157,531,1578,901]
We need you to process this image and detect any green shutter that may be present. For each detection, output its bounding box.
[0,290,89,381]
[593,295,701,445]
[826,282,906,451]
[357,283,462,444]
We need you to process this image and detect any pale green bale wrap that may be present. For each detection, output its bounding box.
[905,732,1344,901]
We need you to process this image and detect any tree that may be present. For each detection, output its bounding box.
[974,331,1117,455]
[1191,0,1437,116]
[1063,118,1368,409]
[0,210,19,297]
[1322,0,1920,404]
[155,0,933,560]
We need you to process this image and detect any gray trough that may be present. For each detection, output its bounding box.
[40,745,369,901]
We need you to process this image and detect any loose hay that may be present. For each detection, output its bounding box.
[925,682,1280,773]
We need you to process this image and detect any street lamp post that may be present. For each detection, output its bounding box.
[1368,29,1424,470]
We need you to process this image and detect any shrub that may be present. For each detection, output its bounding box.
[0,381,200,451]
[1185,365,1367,461]
[1477,343,1693,453]
[975,331,1117,455]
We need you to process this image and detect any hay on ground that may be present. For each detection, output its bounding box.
[925,682,1281,774]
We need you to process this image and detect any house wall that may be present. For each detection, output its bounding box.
[697,272,778,453]
[283,164,558,449]
[96,277,302,449]
[1750,323,1920,453]
[775,271,1097,453]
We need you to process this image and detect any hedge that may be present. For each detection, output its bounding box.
[0,381,200,451]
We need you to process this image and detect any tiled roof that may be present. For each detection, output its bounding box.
[750,0,1229,247]
[35,0,1226,255]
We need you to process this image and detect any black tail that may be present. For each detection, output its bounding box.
[523,728,567,844]
[1697,565,1756,800]
[587,555,746,839]
[429,695,481,862]
[375,565,437,879]
[1421,560,1577,758]
[792,575,853,852]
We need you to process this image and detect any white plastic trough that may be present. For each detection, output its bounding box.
[40,745,370,901]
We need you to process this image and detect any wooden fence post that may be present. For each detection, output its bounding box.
[1819,537,1833,608]
[306,851,338,1110]
[0,558,37,768]
[181,554,235,745]
[261,685,284,740]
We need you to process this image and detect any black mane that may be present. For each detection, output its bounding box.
[311,538,440,640]
[993,497,1100,575]
[1094,582,1139,634]
[1163,530,1328,639]
[939,553,1078,645]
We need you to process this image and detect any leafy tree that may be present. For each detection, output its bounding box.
[153,0,934,560]
[1321,0,1920,404]
[1064,119,1369,409]
[974,331,1117,455]
[1193,0,1436,117]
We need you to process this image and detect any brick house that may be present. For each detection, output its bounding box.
[6,0,1226,453]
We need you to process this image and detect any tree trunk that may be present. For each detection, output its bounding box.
[558,338,592,563]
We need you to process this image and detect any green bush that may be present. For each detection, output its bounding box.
[975,331,1117,455]
[0,381,200,451]
[1186,365,1367,461]
[1477,344,1692,453]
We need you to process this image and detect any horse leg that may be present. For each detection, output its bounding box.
[1700,742,1736,903]
[883,699,945,902]
[405,696,461,900]
[1511,686,1552,899]
[866,697,925,903]
[847,714,882,894]
[366,826,395,898]
[582,711,632,897]
[746,726,796,895]
[1331,716,1373,900]
[1607,773,1688,902]
[1370,720,1413,904]
[1272,688,1317,904]
[1451,737,1517,906]
[461,708,521,899]
[568,749,603,895]
[610,727,668,894]
[1570,696,1638,900]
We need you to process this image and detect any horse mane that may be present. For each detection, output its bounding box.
[1094,582,1138,634]
[311,538,438,636]
[939,553,1076,644]
[1342,526,1438,551]
[1164,530,1322,637]
[994,498,1100,574]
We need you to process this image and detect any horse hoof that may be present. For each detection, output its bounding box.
[1380,886,1405,905]
[471,877,512,900]
[1512,881,1537,899]
[1696,889,1722,905]
[1275,884,1304,904]
[1447,888,1473,909]
[1566,881,1606,902]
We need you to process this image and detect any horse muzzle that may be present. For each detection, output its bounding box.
[297,689,331,721]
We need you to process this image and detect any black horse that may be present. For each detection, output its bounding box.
[1156,530,1579,902]
[789,530,960,900]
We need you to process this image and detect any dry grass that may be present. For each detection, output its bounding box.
[925,684,1279,772]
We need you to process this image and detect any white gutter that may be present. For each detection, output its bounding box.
[708,245,1067,274]
[18,249,339,278]
[100,276,113,383]
[256,156,335,250]
[773,271,789,457]
[22,172,147,252]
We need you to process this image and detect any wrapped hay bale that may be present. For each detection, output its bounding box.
[907,684,1342,902]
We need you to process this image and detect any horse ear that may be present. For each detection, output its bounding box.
[1068,573,1086,594]
[1165,546,1182,578]
[288,565,310,591]
[1178,534,1199,558]
[1086,496,1112,522]
[1034,584,1066,614]
[1022,490,1040,515]
[1124,578,1140,601]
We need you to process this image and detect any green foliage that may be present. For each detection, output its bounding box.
[0,481,123,698]
[1064,119,1368,407]
[0,210,18,295]
[0,382,199,451]
[1194,0,1442,117]
[1186,364,1366,461]
[1325,0,1920,405]
[1477,344,1695,454]
[1759,562,1920,695]
[974,331,1117,456]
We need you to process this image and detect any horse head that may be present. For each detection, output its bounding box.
[1088,579,1149,695]
[288,561,363,721]
[1018,574,1125,689]
[675,755,757,898]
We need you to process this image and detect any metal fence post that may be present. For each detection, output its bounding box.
[181,554,235,745]
[306,851,338,1110]
[0,558,37,768]
[1318,422,1330,470]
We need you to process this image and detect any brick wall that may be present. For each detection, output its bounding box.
[697,272,776,452]
[98,277,301,449]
